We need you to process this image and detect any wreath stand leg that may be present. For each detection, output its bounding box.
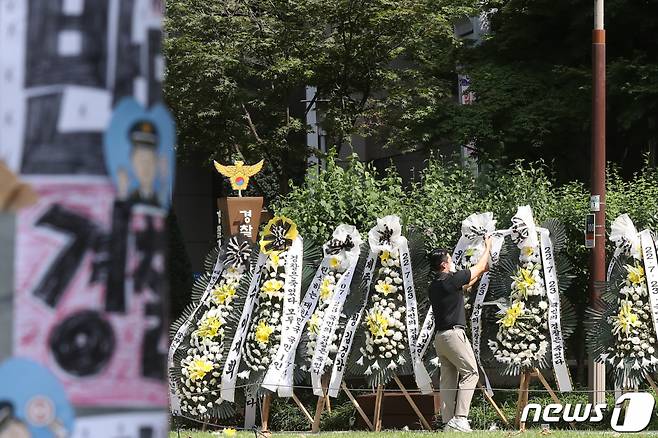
[261,390,314,432]
[291,392,314,425]
[392,375,433,430]
[515,370,531,431]
[646,374,658,395]
[341,381,375,431]
[516,368,572,431]
[373,384,384,432]
[433,388,441,417]
[311,375,330,433]
[478,383,509,427]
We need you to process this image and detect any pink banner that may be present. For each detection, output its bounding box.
[15,178,168,407]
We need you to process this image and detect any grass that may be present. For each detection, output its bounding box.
[171,431,658,437]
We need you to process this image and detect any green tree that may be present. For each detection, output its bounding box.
[447,0,658,182]
[164,0,478,198]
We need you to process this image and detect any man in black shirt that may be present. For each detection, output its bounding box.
[429,237,492,432]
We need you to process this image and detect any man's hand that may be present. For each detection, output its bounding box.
[468,236,493,284]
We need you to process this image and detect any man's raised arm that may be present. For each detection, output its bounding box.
[464,237,492,289]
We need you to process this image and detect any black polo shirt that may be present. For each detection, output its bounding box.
[429,269,471,331]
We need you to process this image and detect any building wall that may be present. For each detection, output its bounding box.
[171,161,215,274]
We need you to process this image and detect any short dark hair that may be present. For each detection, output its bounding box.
[129,120,158,151]
[430,248,450,271]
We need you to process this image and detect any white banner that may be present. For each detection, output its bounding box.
[399,238,433,394]
[416,308,435,360]
[539,228,572,392]
[640,231,658,342]
[470,271,493,396]
[220,252,268,402]
[278,238,305,396]
[310,262,358,396]
[469,230,508,396]
[168,250,224,414]
[327,252,377,397]
[607,247,623,282]
[261,238,312,396]
[243,384,258,429]
[451,235,472,267]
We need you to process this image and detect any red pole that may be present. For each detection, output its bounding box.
[590,0,606,404]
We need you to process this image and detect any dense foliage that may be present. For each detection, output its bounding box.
[275,154,658,383]
[452,0,658,182]
[165,0,658,191]
[164,0,478,195]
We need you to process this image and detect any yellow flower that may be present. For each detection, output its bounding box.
[465,248,476,258]
[625,263,645,285]
[196,315,223,339]
[270,252,281,268]
[187,358,213,381]
[522,246,534,257]
[212,283,237,305]
[375,280,396,296]
[499,301,524,328]
[329,256,342,270]
[223,428,237,437]
[308,312,321,334]
[261,279,284,297]
[615,302,641,334]
[319,278,333,300]
[255,320,274,344]
[366,310,389,337]
[512,268,536,297]
[380,250,391,263]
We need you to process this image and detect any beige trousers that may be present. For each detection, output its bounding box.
[434,327,479,420]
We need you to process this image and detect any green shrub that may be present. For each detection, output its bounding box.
[268,397,312,431]
[274,154,658,389]
[276,153,406,240]
[320,400,357,430]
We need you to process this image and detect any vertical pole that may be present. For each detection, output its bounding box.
[590,0,607,405]
[373,385,384,432]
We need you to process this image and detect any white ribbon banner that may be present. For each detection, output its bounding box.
[400,238,433,394]
[243,384,258,430]
[469,271,493,396]
[539,228,572,392]
[327,252,377,397]
[220,252,268,402]
[168,251,225,414]
[310,261,358,396]
[469,230,508,397]
[416,308,435,360]
[640,231,658,341]
[607,247,624,282]
[451,235,472,267]
[261,238,314,396]
[262,238,304,397]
